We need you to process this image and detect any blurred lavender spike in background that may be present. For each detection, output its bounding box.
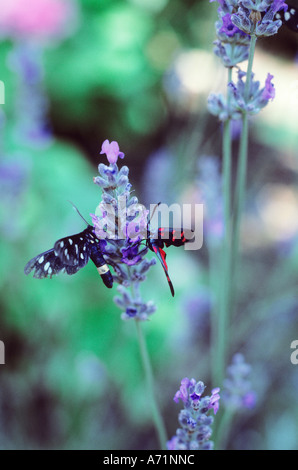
[7,43,52,148]
[222,353,257,412]
[197,155,224,247]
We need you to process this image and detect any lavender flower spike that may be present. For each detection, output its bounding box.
[93,139,156,321]
[168,378,220,450]
[211,0,250,67]
[231,0,286,37]
[225,68,276,116]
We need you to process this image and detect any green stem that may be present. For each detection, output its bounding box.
[135,320,167,450]
[221,66,233,372]
[210,244,223,388]
[214,409,235,450]
[213,67,233,388]
[232,113,249,266]
[223,67,233,246]
[244,34,257,100]
[232,34,257,278]
[214,33,258,452]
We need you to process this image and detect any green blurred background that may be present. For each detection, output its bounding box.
[1,0,298,450]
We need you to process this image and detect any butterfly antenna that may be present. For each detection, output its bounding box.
[68,200,89,226]
[149,202,161,224]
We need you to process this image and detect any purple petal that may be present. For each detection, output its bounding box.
[262,73,275,100]
[100,139,110,154]
[100,139,125,164]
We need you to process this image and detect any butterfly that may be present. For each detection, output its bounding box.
[24,207,113,288]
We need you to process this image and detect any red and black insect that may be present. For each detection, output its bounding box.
[146,227,193,297]
[24,207,113,289]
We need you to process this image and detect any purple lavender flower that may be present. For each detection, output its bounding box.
[211,1,250,67]
[228,69,276,114]
[261,73,275,100]
[208,91,240,121]
[220,13,244,36]
[197,156,224,247]
[0,157,30,238]
[168,378,220,450]
[125,307,138,318]
[173,377,196,404]
[231,0,286,37]
[8,43,52,147]
[100,139,125,164]
[94,140,156,321]
[209,68,276,121]
[121,245,143,266]
[241,0,287,12]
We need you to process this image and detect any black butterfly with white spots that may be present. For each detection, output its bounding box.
[276,4,298,32]
[24,225,113,288]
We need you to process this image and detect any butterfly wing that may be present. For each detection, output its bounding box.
[25,227,96,279]
[53,228,92,268]
[151,244,175,297]
[24,249,64,279]
[276,5,298,32]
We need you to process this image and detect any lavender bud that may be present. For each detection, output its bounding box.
[118,165,129,177]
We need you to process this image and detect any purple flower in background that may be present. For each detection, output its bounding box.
[262,73,275,100]
[0,156,30,238]
[242,391,257,409]
[197,156,224,246]
[222,353,257,411]
[0,0,78,43]
[100,140,125,165]
[8,43,52,147]
[221,69,277,116]
[167,436,179,450]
